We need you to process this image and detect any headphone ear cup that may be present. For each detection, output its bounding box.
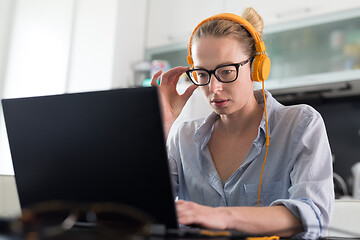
[187,55,193,67]
[251,54,271,82]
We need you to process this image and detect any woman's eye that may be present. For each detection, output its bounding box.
[197,73,207,78]
[222,70,233,75]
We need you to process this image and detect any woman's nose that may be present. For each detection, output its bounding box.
[208,74,223,93]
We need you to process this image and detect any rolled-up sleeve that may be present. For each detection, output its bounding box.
[271,112,334,239]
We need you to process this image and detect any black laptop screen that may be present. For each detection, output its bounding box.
[2,87,178,228]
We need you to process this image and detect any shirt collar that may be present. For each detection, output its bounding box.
[194,90,275,146]
[194,112,219,147]
[254,89,273,140]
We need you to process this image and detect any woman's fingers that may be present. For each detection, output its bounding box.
[161,66,189,85]
[151,66,189,87]
[176,200,227,230]
[150,69,162,87]
[176,200,203,226]
[181,84,198,102]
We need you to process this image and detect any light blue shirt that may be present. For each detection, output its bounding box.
[167,90,334,239]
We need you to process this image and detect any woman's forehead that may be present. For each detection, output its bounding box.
[192,37,247,68]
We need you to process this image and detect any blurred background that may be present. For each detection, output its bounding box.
[1,0,360,217]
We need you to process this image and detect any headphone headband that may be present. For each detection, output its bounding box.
[186,12,270,82]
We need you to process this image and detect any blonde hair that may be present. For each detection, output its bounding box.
[192,7,264,58]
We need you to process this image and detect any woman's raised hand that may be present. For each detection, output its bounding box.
[150,66,198,139]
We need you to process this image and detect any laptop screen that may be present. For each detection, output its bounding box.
[2,87,178,228]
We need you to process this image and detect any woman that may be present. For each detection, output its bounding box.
[151,7,333,238]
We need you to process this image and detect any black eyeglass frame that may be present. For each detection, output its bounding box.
[186,57,252,86]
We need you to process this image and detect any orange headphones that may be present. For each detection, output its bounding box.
[187,13,271,82]
[187,13,271,206]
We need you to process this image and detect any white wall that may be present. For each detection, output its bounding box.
[0,0,148,218]
[0,0,15,176]
[3,0,73,99]
[0,0,148,176]
[66,0,117,92]
[112,1,148,88]
[0,0,14,100]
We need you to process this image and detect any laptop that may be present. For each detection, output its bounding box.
[2,87,178,229]
[2,87,251,238]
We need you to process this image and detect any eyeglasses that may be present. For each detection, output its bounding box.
[3,201,154,240]
[186,58,252,86]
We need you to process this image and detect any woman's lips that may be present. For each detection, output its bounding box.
[211,99,229,108]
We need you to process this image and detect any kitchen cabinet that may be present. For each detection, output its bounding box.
[147,0,360,49]
[262,7,360,96]
[224,0,360,26]
[146,0,223,48]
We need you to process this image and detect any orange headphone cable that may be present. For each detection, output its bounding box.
[257,80,270,206]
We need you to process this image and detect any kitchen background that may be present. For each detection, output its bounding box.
[0,0,360,217]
